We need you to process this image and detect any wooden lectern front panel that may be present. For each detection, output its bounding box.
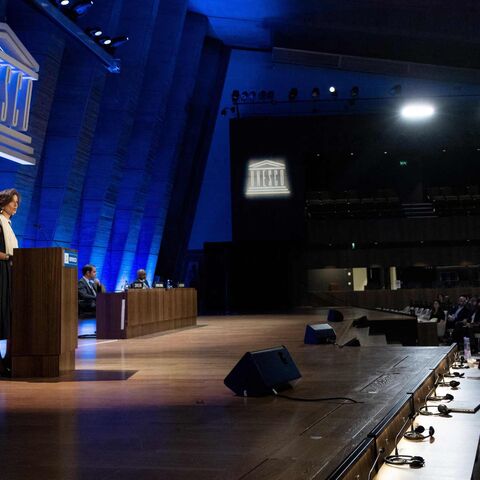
[12,248,63,355]
[11,247,78,377]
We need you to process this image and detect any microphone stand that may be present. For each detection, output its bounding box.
[420,384,437,415]
[393,415,413,457]
[384,414,425,468]
[367,448,385,480]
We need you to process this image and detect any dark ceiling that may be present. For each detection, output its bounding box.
[188,0,480,69]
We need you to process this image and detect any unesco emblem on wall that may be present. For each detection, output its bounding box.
[0,23,39,165]
[245,159,290,197]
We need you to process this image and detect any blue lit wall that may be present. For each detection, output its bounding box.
[0,0,227,291]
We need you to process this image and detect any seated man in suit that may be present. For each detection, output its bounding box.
[78,264,105,315]
[451,296,480,347]
[447,295,470,328]
[130,269,150,289]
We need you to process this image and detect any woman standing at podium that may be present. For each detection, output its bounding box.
[0,188,20,374]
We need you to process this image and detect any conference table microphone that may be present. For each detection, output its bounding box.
[367,447,385,480]
[419,384,437,415]
[404,424,435,441]
[426,375,455,401]
[437,375,460,389]
[452,355,470,369]
[384,415,425,468]
[427,392,454,402]
[443,371,465,379]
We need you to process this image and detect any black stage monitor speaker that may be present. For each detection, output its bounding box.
[304,324,336,344]
[327,309,344,322]
[224,346,301,397]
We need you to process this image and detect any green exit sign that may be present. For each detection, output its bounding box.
[399,160,408,166]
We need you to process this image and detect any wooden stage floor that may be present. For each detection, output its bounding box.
[0,311,457,479]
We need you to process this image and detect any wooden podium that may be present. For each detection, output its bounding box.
[11,247,78,377]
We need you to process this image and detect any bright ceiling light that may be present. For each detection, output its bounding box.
[401,103,435,120]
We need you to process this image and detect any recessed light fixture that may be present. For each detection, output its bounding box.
[401,103,435,120]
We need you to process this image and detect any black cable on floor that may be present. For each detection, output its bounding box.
[273,390,362,403]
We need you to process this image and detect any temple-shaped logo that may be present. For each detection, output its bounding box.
[245,159,291,197]
[0,23,39,165]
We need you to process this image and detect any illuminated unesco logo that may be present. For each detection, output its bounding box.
[245,159,291,197]
[0,23,39,165]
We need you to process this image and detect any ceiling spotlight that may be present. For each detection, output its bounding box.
[288,87,298,101]
[110,36,129,48]
[401,103,435,120]
[311,87,320,99]
[231,90,240,104]
[86,27,103,37]
[329,86,338,97]
[98,36,112,45]
[54,0,71,5]
[390,84,402,96]
[350,86,359,97]
[70,0,94,16]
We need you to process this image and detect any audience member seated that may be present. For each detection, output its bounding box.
[129,269,150,289]
[429,300,446,322]
[446,295,470,328]
[436,293,451,311]
[447,295,480,347]
[468,296,480,323]
[78,264,105,316]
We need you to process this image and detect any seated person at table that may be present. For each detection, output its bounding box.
[130,269,150,289]
[78,264,105,315]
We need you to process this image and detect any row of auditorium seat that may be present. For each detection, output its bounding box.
[427,185,479,200]
[306,189,401,219]
[306,186,480,219]
[307,189,399,203]
[427,185,480,216]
